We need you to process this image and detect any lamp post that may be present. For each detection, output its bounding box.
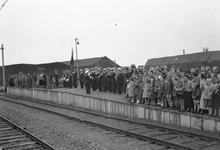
[75,38,79,79]
[1,44,5,92]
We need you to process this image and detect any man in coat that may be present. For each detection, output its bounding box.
[116,68,124,94]
[84,69,92,94]
[73,69,78,88]
[79,69,84,89]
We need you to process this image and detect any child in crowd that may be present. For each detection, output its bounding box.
[158,75,165,107]
[172,76,178,110]
[149,78,157,106]
[183,74,193,112]
[165,76,173,109]
[199,73,207,114]
[175,74,184,112]
[192,82,201,113]
[142,79,150,105]
[201,78,213,114]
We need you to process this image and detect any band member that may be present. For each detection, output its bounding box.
[106,69,112,93]
[73,69,78,88]
[67,70,73,88]
[79,69,84,89]
[90,69,96,91]
[116,68,124,94]
[84,69,92,94]
[102,69,107,92]
[97,70,103,92]
[54,69,59,87]
[111,69,117,94]
[61,70,67,87]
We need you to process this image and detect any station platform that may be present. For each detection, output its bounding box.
[6,87,220,134]
[50,87,127,102]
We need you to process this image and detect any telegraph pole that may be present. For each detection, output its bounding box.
[1,44,5,92]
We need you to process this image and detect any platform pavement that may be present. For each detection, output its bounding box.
[50,87,128,102]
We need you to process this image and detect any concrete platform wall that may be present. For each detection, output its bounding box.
[6,87,220,133]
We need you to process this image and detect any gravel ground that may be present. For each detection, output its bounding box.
[0,99,159,150]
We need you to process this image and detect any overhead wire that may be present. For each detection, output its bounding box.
[0,0,9,11]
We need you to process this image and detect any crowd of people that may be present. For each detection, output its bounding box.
[8,70,59,88]
[8,64,220,117]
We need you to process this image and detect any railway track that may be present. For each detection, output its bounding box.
[0,114,56,150]
[0,94,220,150]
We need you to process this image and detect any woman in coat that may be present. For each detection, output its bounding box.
[128,77,135,102]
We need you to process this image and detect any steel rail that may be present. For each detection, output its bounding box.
[0,115,56,150]
[0,95,205,150]
[1,94,219,143]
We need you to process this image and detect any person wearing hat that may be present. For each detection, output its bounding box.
[111,69,117,94]
[97,70,104,92]
[79,69,84,89]
[53,70,59,87]
[90,70,97,91]
[73,69,78,88]
[116,68,124,94]
[102,69,107,92]
[84,69,92,94]
[67,70,73,88]
[105,69,112,93]
[211,67,220,84]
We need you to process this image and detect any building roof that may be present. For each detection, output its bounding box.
[145,50,220,70]
[61,56,120,68]
[61,56,104,67]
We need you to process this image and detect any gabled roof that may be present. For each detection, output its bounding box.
[61,56,106,67]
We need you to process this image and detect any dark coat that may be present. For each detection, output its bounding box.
[79,73,84,81]
[73,72,77,80]
[116,73,124,84]
[212,89,220,109]
[84,74,91,85]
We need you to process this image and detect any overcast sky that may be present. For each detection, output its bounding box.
[0,0,220,66]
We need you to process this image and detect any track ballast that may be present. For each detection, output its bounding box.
[0,94,220,150]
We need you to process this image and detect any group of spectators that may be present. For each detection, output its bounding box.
[7,64,220,117]
[81,65,220,117]
[8,70,59,88]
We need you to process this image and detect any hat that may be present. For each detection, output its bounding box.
[184,74,191,79]
[131,64,136,69]
[171,65,176,68]
[192,71,198,77]
[213,66,218,73]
